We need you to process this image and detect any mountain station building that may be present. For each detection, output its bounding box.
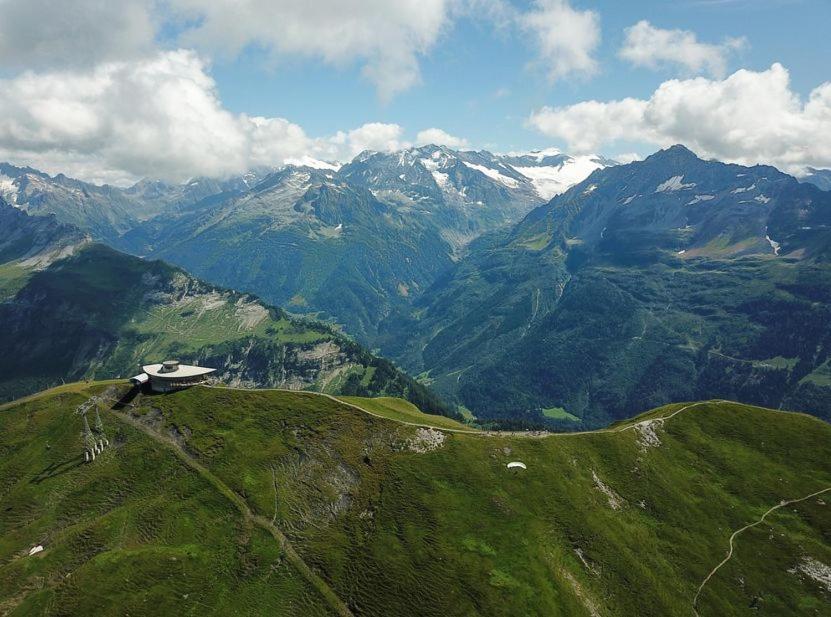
[130,360,216,392]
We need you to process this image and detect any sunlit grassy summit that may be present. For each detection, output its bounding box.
[1,382,829,616]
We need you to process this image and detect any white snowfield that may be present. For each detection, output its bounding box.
[514,155,606,200]
[271,145,610,204]
[419,156,452,190]
[461,161,519,188]
[432,170,450,189]
[0,174,20,206]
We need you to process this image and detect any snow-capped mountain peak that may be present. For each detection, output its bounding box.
[0,174,21,207]
[497,151,613,200]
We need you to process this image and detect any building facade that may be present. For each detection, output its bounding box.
[130,360,217,393]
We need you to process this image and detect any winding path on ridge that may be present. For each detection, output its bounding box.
[267,389,831,617]
[205,384,722,439]
[103,385,830,617]
[110,409,355,617]
[692,485,831,616]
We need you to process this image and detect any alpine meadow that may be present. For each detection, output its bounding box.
[1,1,830,616]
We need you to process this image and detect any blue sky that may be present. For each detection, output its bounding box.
[210,0,831,154]
[0,0,829,183]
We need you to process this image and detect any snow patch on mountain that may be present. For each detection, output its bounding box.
[432,171,450,189]
[419,156,451,189]
[656,176,695,192]
[462,162,519,188]
[687,194,715,205]
[765,227,781,256]
[420,157,440,171]
[0,175,21,206]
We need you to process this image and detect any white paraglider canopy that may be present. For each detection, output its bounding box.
[506,461,527,470]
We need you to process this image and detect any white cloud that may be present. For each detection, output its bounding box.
[528,63,831,173]
[415,128,470,149]
[169,0,450,101]
[614,152,643,164]
[528,98,651,153]
[519,0,601,83]
[0,50,416,184]
[0,50,248,184]
[0,0,605,103]
[328,123,409,159]
[620,20,746,78]
[455,0,517,29]
[0,0,156,70]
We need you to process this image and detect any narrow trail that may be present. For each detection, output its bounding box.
[31,383,828,616]
[692,485,831,616]
[204,384,722,439]
[110,409,355,617]
[331,394,722,440]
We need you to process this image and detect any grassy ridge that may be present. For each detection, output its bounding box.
[336,396,473,431]
[1,384,830,615]
[0,385,334,616]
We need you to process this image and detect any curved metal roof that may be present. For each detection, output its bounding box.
[141,363,217,379]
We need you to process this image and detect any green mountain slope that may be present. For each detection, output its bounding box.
[0,205,447,415]
[0,147,609,346]
[395,146,831,428]
[1,384,829,615]
[120,174,455,342]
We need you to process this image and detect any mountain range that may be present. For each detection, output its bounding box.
[0,202,447,415]
[2,144,830,428]
[1,147,608,343]
[396,145,831,427]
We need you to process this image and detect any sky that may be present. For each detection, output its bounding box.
[0,0,829,185]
